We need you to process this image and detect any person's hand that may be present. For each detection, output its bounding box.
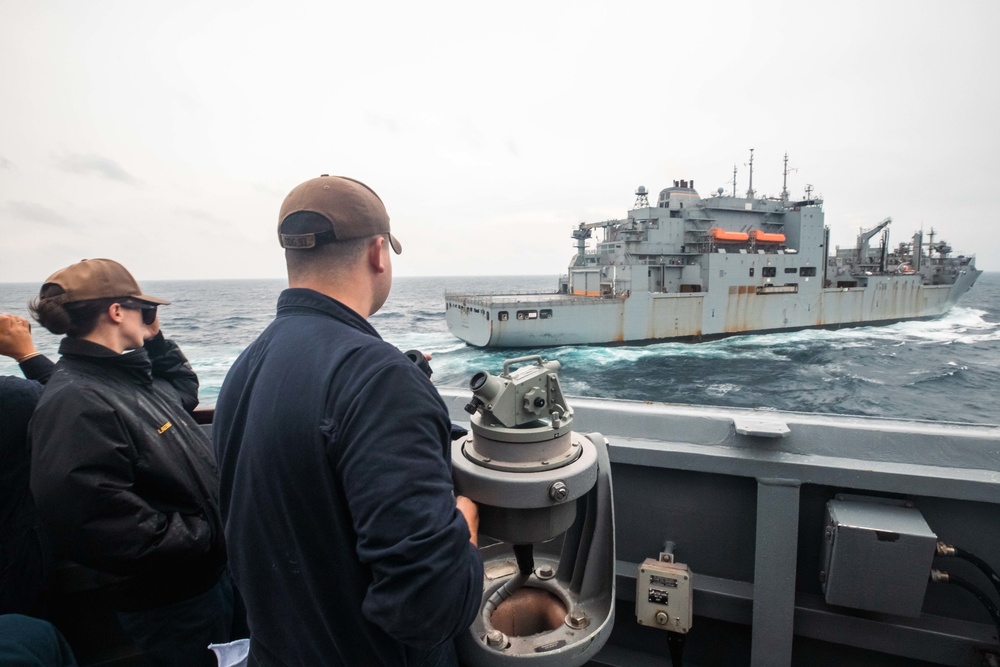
[143,311,161,341]
[423,352,433,381]
[0,314,38,361]
[456,495,479,547]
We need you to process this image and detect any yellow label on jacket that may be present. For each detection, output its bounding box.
[157,421,173,434]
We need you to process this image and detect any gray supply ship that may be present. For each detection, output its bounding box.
[446,155,982,348]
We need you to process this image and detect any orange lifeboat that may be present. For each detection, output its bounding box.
[752,230,786,244]
[709,228,750,242]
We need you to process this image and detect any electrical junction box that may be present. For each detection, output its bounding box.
[635,559,693,633]
[821,497,937,617]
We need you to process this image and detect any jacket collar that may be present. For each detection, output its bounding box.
[276,288,382,340]
[58,337,153,385]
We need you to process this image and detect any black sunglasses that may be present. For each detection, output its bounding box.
[121,302,158,326]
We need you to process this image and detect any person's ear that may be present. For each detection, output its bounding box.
[108,302,125,324]
[368,235,387,274]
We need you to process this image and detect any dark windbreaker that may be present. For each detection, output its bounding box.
[28,334,226,611]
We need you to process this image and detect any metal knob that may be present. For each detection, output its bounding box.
[549,481,569,502]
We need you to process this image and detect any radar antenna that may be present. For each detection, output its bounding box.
[634,185,649,208]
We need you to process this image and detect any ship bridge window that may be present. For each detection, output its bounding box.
[498,311,509,321]
[762,266,777,277]
[749,267,755,277]
[540,309,553,319]
[784,267,798,274]
[800,266,817,277]
[516,310,538,320]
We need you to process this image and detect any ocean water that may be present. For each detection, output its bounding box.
[2,273,998,424]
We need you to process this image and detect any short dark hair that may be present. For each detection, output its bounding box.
[284,213,375,280]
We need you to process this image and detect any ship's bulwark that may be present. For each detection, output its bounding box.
[446,176,981,348]
[435,388,1000,665]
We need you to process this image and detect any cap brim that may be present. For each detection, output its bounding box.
[388,233,402,255]
[135,294,171,306]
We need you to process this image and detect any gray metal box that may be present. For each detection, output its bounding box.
[821,497,937,617]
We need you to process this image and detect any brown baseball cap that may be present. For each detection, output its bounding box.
[40,259,170,305]
[277,174,402,254]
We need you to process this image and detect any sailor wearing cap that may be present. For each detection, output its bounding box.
[28,258,233,667]
[214,175,483,666]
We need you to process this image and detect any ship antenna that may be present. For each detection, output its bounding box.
[746,148,755,199]
[781,152,789,201]
[732,164,738,197]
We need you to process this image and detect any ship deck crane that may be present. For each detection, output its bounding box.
[572,219,621,264]
[856,217,892,265]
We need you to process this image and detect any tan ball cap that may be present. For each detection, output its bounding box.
[277,174,402,254]
[40,258,169,305]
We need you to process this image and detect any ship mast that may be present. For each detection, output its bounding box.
[746,148,755,200]
[732,164,738,197]
[781,152,790,202]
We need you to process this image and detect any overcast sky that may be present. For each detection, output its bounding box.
[2,0,998,284]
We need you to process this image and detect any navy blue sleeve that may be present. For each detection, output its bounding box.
[0,376,43,444]
[333,357,483,650]
[19,355,55,384]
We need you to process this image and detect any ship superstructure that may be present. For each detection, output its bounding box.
[446,156,981,347]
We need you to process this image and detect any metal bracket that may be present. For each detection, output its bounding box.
[733,416,790,438]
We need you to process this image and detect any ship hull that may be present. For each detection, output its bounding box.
[445,269,982,348]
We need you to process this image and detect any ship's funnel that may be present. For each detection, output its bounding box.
[452,356,615,667]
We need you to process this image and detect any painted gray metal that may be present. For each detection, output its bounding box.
[822,499,938,617]
[752,479,801,666]
[457,433,617,667]
[445,183,982,347]
[437,387,1000,665]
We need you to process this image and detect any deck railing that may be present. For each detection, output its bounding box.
[445,289,560,298]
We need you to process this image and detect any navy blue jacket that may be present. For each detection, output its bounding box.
[214,289,482,666]
[0,361,50,616]
[0,355,55,617]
